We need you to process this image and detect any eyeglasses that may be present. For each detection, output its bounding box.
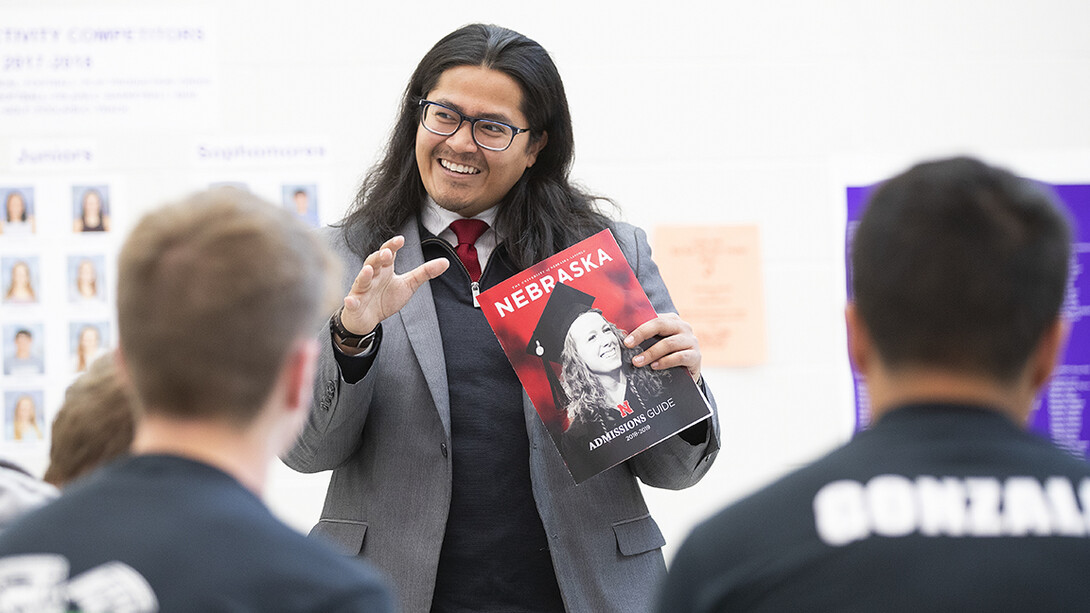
[418,100,530,152]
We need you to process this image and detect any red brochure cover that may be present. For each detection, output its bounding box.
[478,229,712,483]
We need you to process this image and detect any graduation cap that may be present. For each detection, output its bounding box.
[527,283,598,416]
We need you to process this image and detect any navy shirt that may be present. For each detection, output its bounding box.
[658,404,1090,613]
[0,455,393,613]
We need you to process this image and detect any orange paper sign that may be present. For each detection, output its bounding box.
[653,225,767,367]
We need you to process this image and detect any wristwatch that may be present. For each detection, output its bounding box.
[330,308,377,348]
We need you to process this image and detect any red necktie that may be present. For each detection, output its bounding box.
[449,218,489,283]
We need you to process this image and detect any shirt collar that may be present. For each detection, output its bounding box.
[421,197,501,239]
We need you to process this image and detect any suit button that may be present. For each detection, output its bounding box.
[441,442,448,458]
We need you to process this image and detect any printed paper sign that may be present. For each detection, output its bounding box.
[654,225,767,366]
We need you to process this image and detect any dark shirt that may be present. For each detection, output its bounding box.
[657,403,1090,613]
[0,454,393,613]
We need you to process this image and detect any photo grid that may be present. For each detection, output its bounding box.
[0,174,328,465]
[0,180,118,455]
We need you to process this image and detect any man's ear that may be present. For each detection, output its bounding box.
[1029,318,1069,391]
[283,338,320,414]
[845,302,872,377]
[114,347,133,389]
[525,131,548,168]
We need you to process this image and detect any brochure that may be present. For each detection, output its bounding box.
[478,229,713,483]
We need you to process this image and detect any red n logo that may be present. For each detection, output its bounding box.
[615,400,634,417]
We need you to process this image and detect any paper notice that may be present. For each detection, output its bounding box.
[653,225,767,367]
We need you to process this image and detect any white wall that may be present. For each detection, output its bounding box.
[3,0,1090,562]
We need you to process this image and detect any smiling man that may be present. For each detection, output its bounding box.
[282,24,720,613]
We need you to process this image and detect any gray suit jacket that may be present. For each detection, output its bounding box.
[284,218,720,613]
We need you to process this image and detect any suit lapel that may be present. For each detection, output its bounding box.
[394,220,452,439]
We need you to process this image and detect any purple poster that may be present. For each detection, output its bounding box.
[846,182,1090,460]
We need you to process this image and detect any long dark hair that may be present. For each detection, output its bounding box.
[339,23,613,269]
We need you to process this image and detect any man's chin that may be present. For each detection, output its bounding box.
[432,195,493,217]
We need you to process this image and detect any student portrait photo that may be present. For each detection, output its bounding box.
[68,255,106,303]
[0,188,36,236]
[3,323,45,376]
[2,257,40,305]
[4,390,45,442]
[282,184,319,227]
[70,322,109,374]
[72,185,111,233]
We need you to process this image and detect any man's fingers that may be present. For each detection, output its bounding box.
[352,240,404,296]
[378,235,405,254]
[624,312,686,349]
[624,313,702,377]
[403,258,450,292]
[352,236,405,290]
[349,264,375,295]
[363,247,394,271]
[644,348,700,371]
[634,334,687,362]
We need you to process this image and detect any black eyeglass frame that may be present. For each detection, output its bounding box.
[417,99,530,152]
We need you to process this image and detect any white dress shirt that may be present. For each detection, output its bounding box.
[420,198,502,274]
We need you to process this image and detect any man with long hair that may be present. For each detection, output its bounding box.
[284,23,719,613]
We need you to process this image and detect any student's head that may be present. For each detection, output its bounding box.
[10,261,30,288]
[293,189,309,214]
[6,261,34,300]
[74,325,102,372]
[13,395,36,424]
[6,191,26,222]
[10,394,41,440]
[389,24,566,216]
[850,156,1071,383]
[13,329,32,358]
[44,353,136,488]
[76,259,98,297]
[117,188,340,427]
[78,326,100,355]
[81,188,103,219]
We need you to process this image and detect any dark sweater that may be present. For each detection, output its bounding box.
[421,234,564,613]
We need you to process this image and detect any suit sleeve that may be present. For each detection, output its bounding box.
[617,223,721,490]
